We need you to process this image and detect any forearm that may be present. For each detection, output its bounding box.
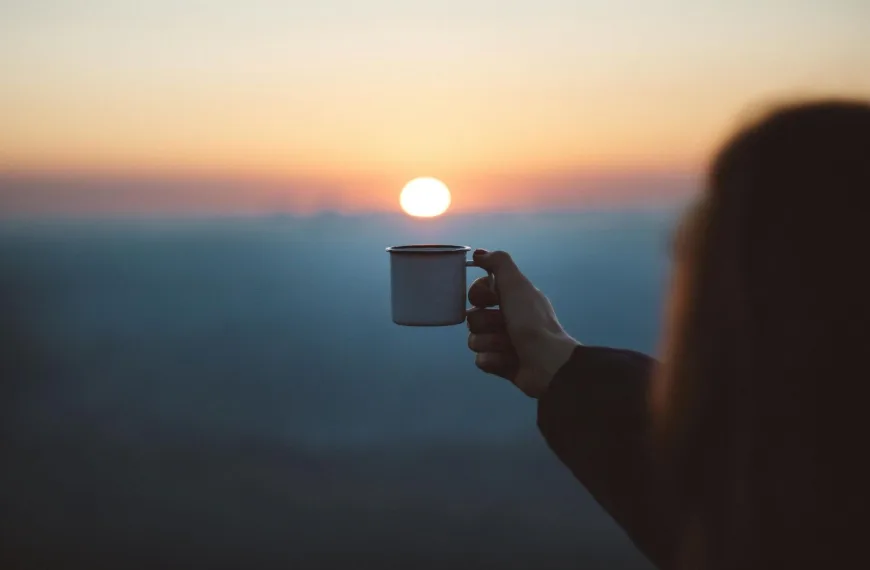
[537,345,677,569]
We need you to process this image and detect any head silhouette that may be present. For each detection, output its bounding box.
[654,100,870,570]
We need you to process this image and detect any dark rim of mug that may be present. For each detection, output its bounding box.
[386,245,471,254]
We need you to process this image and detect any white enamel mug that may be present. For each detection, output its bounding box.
[386,245,494,326]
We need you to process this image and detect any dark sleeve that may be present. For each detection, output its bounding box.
[536,345,677,570]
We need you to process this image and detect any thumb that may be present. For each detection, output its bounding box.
[472,249,524,281]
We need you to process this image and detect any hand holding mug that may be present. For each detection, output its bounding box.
[466,249,579,398]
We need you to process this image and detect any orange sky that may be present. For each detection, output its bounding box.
[2,0,869,215]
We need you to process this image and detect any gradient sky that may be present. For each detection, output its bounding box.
[2,0,869,215]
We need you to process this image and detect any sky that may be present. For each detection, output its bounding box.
[1,0,869,215]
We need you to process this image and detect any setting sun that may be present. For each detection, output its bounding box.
[399,177,451,217]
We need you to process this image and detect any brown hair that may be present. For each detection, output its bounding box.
[655,100,870,570]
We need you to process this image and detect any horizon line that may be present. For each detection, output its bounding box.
[0,198,694,224]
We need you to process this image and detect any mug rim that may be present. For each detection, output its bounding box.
[386,244,471,254]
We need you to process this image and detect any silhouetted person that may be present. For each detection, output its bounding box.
[465,100,870,570]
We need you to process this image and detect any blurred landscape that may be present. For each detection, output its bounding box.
[0,206,682,569]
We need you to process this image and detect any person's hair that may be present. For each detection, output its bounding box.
[655,99,870,570]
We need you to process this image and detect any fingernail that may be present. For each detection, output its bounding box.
[474,249,486,256]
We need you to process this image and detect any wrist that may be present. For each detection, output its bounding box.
[538,331,581,381]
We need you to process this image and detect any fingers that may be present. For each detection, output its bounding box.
[466,308,504,333]
[467,332,512,353]
[467,313,516,380]
[475,351,519,380]
[468,276,499,308]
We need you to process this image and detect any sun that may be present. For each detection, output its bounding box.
[399,177,451,217]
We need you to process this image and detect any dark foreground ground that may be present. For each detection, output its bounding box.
[1,438,653,569]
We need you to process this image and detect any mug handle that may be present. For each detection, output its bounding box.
[466,259,496,295]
